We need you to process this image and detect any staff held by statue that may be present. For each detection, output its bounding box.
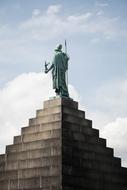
[64,40,68,90]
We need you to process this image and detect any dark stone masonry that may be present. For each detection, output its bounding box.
[0,97,127,190]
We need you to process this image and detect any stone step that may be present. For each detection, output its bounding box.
[12,188,51,190]
[0,176,60,190]
[63,137,107,154]
[6,147,61,162]
[16,128,102,147]
[62,174,125,190]
[36,106,61,117]
[21,116,93,136]
[29,113,61,126]
[63,156,121,173]
[4,156,60,171]
[0,152,121,173]
[1,166,60,178]
[5,139,112,163]
[62,106,85,118]
[22,121,61,135]
[62,142,114,157]
[22,114,92,137]
[0,154,5,163]
[63,114,92,127]
[14,128,61,144]
[63,165,125,183]
[29,112,88,127]
[82,152,121,166]
[0,162,5,172]
[98,138,106,146]
[11,134,107,155]
[36,106,85,118]
[15,188,51,190]
[63,130,106,147]
[0,170,18,180]
[121,167,127,176]
[63,152,121,168]
[21,187,62,190]
[0,154,5,171]
[62,121,99,136]
[43,98,78,109]
[6,138,61,153]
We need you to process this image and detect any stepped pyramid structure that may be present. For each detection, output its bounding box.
[0,97,127,190]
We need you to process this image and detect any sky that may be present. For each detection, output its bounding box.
[0,0,127,166]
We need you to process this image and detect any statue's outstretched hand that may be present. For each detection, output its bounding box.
[45,69,48,74]
[44,61,49,73]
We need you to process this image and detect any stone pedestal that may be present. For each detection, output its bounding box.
[0,98,127,190]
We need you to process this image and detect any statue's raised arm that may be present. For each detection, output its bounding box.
[44,44,69,98]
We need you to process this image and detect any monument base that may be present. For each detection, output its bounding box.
[0,97,127,189]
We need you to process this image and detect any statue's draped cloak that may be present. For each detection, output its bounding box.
[52,51,69,97]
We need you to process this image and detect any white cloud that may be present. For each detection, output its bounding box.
[86,78,127,166]
[101,117,127,166]
[67,12,92,23]
[46,4,61,15]
[93,79,127,118]
[96,10,104,16]
[0,4,126,66]
[95,1,109,7]
[19,4,122,41]
[90,37,100,43]
[88,78,127,132]
[98,3,109,7]
[0,72,79,153]
[32,9,41,16]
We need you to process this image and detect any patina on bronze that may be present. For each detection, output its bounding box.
[45,43,69,98]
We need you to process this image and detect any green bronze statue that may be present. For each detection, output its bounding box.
[45,43,69,98]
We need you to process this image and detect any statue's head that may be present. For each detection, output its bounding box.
[55,44,62,52]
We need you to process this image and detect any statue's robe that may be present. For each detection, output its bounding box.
[52,51,69,97]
